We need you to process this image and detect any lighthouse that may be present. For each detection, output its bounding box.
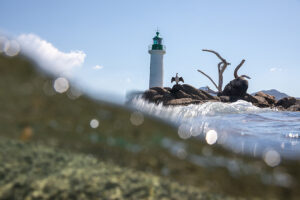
[148,31,166,88]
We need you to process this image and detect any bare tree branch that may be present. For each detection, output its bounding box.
[202,49,230,65]
[234,59,246,78]
[197,69,218,91]
[217,62,222,74]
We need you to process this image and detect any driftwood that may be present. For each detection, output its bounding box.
[234,59,250,79]
[197,49,230,93]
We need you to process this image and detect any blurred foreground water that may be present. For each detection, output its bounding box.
[1,54,300,199]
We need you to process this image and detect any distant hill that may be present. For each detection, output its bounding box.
[199,86,218,96]
[252,89,289,100]
[199,86,209,92]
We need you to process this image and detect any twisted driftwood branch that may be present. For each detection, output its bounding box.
[234,59,246,78]
[198,49,231,92]
[202,49,229,64]
[197,69,218,91]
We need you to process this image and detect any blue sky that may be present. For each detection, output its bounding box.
[1,0,300,100]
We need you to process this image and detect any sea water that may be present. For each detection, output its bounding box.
[130,97,300,160]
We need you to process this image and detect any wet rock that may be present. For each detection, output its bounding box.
[242,93,259,104]
[219,96,240,103]
[164,98,202,106]
[162,93,175,103]
[142,83,299,111]
[173,90,191,99]
[182,84,214,100]
[275,97,296,109]
[143,89,158,101]
[150,87,170,95]
[287,104,300,112]
[213,96,221,101]
[255,92,276,105]
[252,96,270,108]
[152,95,164,104]
[170,84,184,93]
[143,84,219,106]
[221,77,249,98]
[219,96,231,102]
[164,87,172,92]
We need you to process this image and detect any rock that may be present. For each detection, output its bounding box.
[152,95,164,104]
[190,94,205,100]
[219,96,241,103]
[181,84,214,100]
[164,87,172,92]
[219,96,231,102]
[162,93,175,103]
[170,84,184,93]
[173,90,191,99]
[221,77,249,98]
[213,96,221,101]
[253,96,269,108]
[143,89,158,101]
[164,98,202,106]
[255,92,276,105]
[242,93,259,104]
[275,97,296,109]
[150,87,170,95]
[142,83,299,111]
[287,104,300,112]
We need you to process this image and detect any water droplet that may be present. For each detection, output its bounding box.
[178,123,192,139]
[130,111,144,126]
[205,129,218,145]
[264,149,281,167]
[176,148,187,159]
[53,77,69,93]
[90,119,99,129]
[67,87,82,100]
[4,40,20,57]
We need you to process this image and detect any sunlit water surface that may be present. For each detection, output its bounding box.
[130,97,300,161]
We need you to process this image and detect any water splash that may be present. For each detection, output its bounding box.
[129,96,300,160]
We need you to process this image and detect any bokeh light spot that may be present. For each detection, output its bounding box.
[178,123,192,139]
[20,126,33,141]
[130,111,144,126]
[264,149,281,167]
[67,87,82,100]
[53,77,69,93]
[205,129,218,145]
[4,40,20,57]
[90,119,99,129]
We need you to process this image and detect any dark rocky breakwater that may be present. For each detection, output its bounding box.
[143,84,300,111]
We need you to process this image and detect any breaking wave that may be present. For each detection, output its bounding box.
[131,96,271,122]
[129,96,300,160]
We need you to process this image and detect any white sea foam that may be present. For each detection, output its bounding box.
[129,96,300,159]
[130,96,270,124]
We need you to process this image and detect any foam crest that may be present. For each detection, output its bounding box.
[130,96,270,123]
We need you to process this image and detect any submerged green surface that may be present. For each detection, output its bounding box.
[0,54,300,199]
[0,138,230,200]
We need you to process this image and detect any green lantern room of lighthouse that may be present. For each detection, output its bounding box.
[151,32,164,50]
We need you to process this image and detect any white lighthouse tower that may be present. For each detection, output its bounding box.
[148,31,166,88]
